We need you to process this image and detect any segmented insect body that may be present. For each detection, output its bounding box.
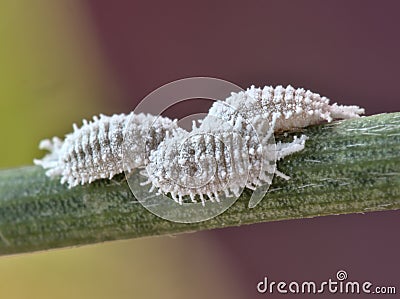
[35,84,365,199]
[204,85,365,132]
[144,115,277,204]
[34,113,183,188]
[144,85,364,204]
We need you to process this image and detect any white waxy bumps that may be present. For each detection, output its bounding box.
[143,84,365,205]
[34,112,183,188]
[35,84,365,204]
[206,85,364,132]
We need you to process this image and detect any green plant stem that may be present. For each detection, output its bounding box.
[0,113,399,256]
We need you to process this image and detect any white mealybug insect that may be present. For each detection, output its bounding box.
[142,84,365,205]
[35,84,365,203]
[206,85,365,132]
[143,115,288,205]
[34,113,184,188]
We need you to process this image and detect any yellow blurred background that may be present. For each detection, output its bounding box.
[0,1,242,298]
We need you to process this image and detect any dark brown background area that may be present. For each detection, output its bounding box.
[85,0,399,297]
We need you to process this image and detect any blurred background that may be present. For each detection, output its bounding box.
[0,0,398,298]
